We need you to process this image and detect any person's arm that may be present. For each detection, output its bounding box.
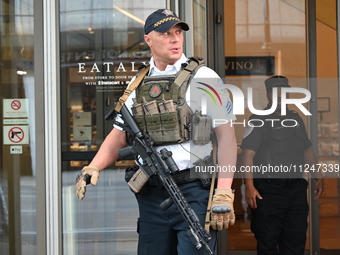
[90,128,127,170]
[214,123,237,189]
[241,148,263,208]
[209,123,237,230]
[75,128,127,200]
[304,146,323,200]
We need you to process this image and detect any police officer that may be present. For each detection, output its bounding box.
[241,75,323,255]
[76,9,237,255]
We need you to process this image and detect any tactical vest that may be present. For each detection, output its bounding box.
[131,57,206,145]
[253,111,309,178]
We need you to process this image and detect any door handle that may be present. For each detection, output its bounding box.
[106,97,110,106]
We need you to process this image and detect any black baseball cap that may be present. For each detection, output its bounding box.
[265,75,291,91]
[144,9,189,35]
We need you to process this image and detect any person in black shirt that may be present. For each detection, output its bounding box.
[240,75,323,255]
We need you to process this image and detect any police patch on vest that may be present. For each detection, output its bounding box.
[148,84,163,98]
[243,125,254,139]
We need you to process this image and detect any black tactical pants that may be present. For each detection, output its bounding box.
[135,180,217,255]
[251,178,309,255]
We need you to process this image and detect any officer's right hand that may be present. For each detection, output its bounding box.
[75,165,100,200]
[245,185,262,209]
[210,189,235,230]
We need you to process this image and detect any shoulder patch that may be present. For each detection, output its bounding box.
[226,101,233,114]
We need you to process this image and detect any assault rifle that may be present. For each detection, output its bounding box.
[105,104,213,254]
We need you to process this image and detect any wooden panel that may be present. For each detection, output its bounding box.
[316,0,336,29]
[319,197,339,217]
[322,178,339,198]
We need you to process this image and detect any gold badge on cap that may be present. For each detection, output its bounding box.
[162,10,174,16]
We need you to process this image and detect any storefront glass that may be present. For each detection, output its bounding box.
[224,0,309,252]
[224,0,340,254]
[59,1,166,254]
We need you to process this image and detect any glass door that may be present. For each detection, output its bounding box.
[59,1,166,254]
[223,0,310,253]
[222,0,340,254]
[0,0,44,254]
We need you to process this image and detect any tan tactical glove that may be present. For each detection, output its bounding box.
[210,189,235,231]
[76,165,100,200]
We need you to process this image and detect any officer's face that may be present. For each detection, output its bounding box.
[144,25,184,70]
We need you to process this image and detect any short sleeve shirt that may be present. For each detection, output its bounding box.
[114,54,236,170]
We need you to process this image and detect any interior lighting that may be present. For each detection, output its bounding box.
[113,5,145,25]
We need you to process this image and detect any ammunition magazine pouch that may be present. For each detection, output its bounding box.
[133,102,192,145]
[125,166,149,194]
[129,57,207,145]
[191,110,212,145]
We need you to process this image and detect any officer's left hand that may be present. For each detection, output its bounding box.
[210,189,235,230]
[75,165,100,200]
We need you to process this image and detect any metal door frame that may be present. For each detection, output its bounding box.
[42,0,62,254]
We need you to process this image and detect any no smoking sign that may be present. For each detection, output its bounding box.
[3,125,29,145]
[11,100,22,110]
[3,98,28,118]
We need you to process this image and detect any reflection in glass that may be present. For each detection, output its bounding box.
[60,1,165,254]
[224,0,309,252]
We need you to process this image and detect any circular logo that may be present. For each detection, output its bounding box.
[11,100,22,110]
[148,84,163,98]
[8,127,24,143]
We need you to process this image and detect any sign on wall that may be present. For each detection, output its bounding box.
[225,56,275,76]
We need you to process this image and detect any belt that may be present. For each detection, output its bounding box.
[147,169,199,188]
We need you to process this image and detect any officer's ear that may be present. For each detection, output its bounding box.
[144,34,152,47]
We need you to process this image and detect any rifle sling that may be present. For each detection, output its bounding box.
[115,65,150,112]
[205,133,218,231]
